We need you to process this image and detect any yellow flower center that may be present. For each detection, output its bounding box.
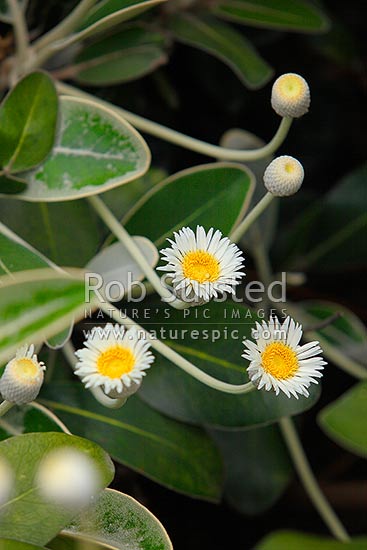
[279,75,304,99]
[12,358,39,382]
[97,346,135,378]
[182,250,220,283]
[284,161,296,173]
[261,342,299,379]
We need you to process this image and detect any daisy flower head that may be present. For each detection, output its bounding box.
[157,226,245,304]
[242,316,326,399]
[0,344,45,404]
[74,324,154,398]
[271,73,310,118]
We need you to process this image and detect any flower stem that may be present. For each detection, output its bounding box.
[99,301,255,395]
[7,0,29,68]
[0,400,14,417]
[230,192,274,243]
[279,416,350,542]
[57,82,292,161]
[62,340,126,409]
[88,195,188,310]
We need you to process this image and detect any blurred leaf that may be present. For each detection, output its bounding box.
[59,0,168,48]
[0,402,68,441]
[0,541,46,550]
[122,163,254,248]
[41,382,223,502]
[0,72,58,173]
[60,488,173,550]
[280,163,367,272]
[295,300,367,368]
[168,13,273,89]
[256,530,367,549]
[0,174,27,194]
[0,432,114,545]
[2,96,150,202]
[0,268,89,365]
[211,0,330,33]
[86,236,158,301]
[0,0,28,23]
[138,301,320,428]
[73,25,168,86]
[46,325,74,350]
[0,199,101,267]
[318,382,367,458]
[219,129,277,251]
[211,425,291,515]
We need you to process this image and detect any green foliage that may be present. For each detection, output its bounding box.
[0,432,114,545]
[318,382,367,458]
[0,402,67,440]
[256,531,367,549]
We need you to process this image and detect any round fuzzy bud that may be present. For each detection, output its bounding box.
[36,447,101,509]
[271,73,310,118]
[263,156,304,197]
[0,345,45,404]
[0,456,14,506]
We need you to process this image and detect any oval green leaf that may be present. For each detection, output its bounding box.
[138,301,320,428]
[121,163,254,248]
[61,488,173,550]
[0,268,90,365]
[0,432,114,545]
[318,382,367,458]
[256,530,367,549]
[2,96,150,202]
[73,25,168,86]
[0,402,69,441]
[211,0,330,33]
[0,541,46,550]
[41,382,223,502]
[0,71,58,174]
[168,13,273,89]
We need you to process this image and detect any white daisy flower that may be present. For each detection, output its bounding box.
[0,344,45,404]
[157,226,245,303]
[242,316,326,399]
[74,323,154,398]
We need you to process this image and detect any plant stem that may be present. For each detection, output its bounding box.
[7,0,29,68]
[230,192,274,243]
[99,301,255,395]
[34,0,97,51]
[88,195,188,310]
[57,82,292,161]
[279,416,350,542]
[0,400,14,417]
[62,340,127,408]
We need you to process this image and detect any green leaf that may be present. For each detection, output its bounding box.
[60,488,173,550]
[0,72,58,173]
[122,163,254,248]
[60,0,168,48]
[138,301,320,428]
[0,174,27,194]
[2,96,150,202]
[211,0,330,33]
[0,0,28,24]
[0,402,69,441]
[219,128,277,251]
[0,200,101,267]
[73,25,168,86]
[0,541,46,550]
[41,382,223,502]
[256,530,367,549]
[279,163,367,271]
[0,432,114,545]
[168,14,273,89]
[211,425,291,515]
[294,300,367,370]
[0,268,90,365]
[0,221,58,275]
[318,382,367,458]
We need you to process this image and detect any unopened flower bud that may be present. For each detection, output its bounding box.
[0,345,45,404]
[263,156,304,197]
[36,447,102,509]
[271,73,310,118]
